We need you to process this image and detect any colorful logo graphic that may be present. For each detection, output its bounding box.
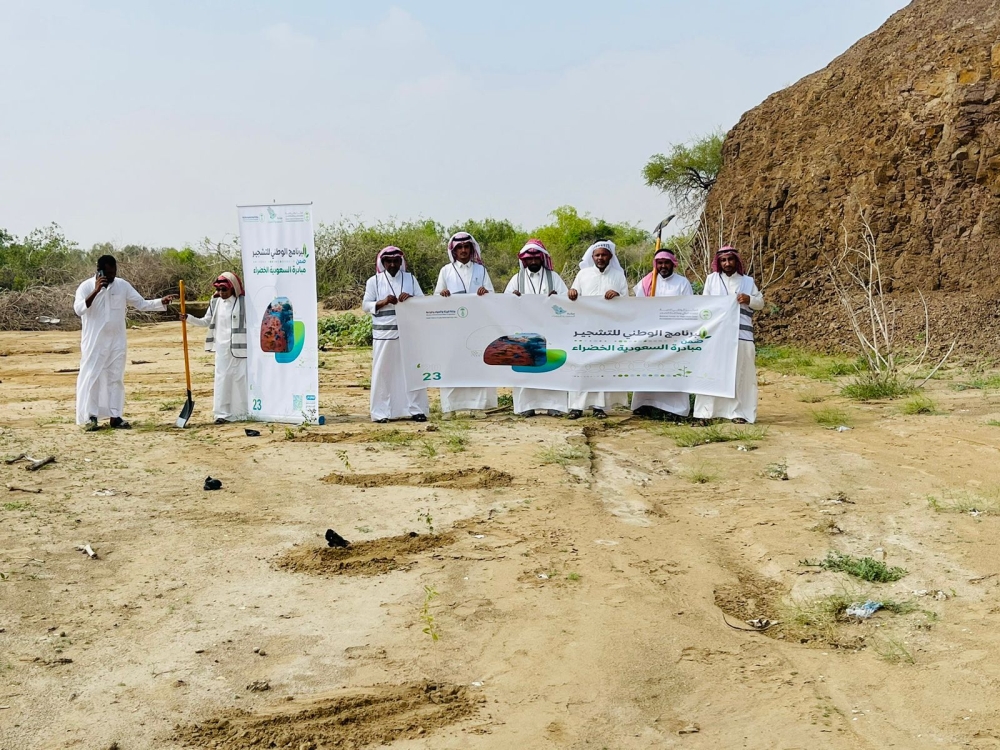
[260,297,305,363]
[483,333,566,373]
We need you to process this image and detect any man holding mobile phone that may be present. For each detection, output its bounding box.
[74,254,177,430]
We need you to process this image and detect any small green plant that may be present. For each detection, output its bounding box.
[762,461,789,481]
[497,393,513,409]
[418,440,437,458]
[813,408,853,428]
[986,420,1000,427]
[900,395,935,415]
[567,572,581,582]
[284,427,295,440]
[537,443,589,465]
[801,551,907,583]
[685,464,715,484]
[446,434,468,453]
[417,508,434,535]
[334,450,351,470]
[420,585,441,641]
[841,373,916,401]
[873,636,914,664]
[799,392,826,403]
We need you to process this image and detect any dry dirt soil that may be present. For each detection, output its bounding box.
[3,324,1000,749]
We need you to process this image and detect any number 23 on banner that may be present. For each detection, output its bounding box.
[422,372,442,382]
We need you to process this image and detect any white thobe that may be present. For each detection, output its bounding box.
[434,262,497,413]
[567,267,629,411]
[693,272,764,423]
[186,296,248,421]
[73,277,166,424]
[630,274,695,417]
[504,268,570,414]
[362,271,429,421]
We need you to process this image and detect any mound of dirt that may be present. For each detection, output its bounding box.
[322,466,513,490]
[713,569,784,625]
[706,0,1000,353]
[276,532,456,576]
[174,681,476,749]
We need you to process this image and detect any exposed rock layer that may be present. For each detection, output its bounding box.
[706,0,1000,352]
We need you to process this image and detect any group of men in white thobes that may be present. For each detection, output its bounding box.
[363,234,764,425]
[74,256,249,430]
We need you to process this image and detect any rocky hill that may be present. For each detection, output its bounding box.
[706,0,1000,353]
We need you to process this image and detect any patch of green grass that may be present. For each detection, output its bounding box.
[927,490,1000,515]
[813,408,853,428]
[537,443,589,466]
[798,392,826,403]
[446,434,468,453]
[841,373,916,402]
[418,440,438,458]
[158,400,184,412]
[497,393,513,409]
[370,429,417,446]
[900,395,936,415]
[3,501,31,511]
[756,345,862,380]
[782,590,917,642]
[986,420,1000,427]
[659,423,768,447]
[801,551,907,583]
[566,572,581,582]
[685,464,716,484]
[950,373,1000,392]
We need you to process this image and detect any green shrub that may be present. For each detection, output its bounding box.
[318,313,373,348]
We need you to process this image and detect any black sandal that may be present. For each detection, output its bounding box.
[109,418,131,430]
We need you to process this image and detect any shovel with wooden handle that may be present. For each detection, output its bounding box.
[650,214,676,297]
[176,279,195,428]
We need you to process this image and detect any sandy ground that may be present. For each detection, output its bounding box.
[3,323,1000,749]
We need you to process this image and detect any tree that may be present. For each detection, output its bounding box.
[643,130,725,219]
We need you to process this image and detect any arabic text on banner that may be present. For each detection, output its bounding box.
[396,295,739,396]
[238,204,320,424]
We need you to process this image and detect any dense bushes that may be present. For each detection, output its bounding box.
[1,206,662,329]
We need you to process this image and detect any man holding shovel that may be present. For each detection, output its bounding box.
[182,272,248,424]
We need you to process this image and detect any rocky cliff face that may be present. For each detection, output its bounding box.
[706,0,1000,351]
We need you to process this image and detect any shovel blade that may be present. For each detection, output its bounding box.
[175,391,194,428]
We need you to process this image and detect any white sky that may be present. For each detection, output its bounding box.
[0,0,910,248]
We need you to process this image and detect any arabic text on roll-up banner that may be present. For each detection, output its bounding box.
[396,295,740,396]
[239,204,320,424]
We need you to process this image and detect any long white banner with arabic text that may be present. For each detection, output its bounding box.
[396,295,739,395]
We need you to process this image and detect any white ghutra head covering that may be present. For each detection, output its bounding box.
[446,232,484,265]
[579,240,622,273]
[376,245,407,274]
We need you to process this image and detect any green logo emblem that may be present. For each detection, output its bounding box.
[699,309,712,320]
[457,307,468,318]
